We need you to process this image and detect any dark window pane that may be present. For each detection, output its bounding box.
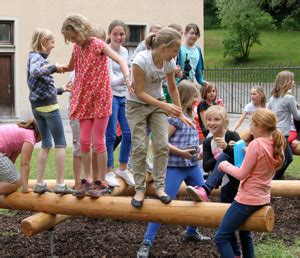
[0,22,13,44]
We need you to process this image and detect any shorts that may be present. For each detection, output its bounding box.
[70,119,81,157]
[0,153,19,183]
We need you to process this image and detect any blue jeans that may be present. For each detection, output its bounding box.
[203,152,240,255]
[144,164,205,243]
[203,152,239,203]
[273,137,293,180]
[32,108,66,148]
[106,96,131,168]
[215,201,263,258]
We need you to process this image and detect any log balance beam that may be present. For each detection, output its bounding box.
[0,192,274,233]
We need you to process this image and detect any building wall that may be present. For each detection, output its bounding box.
[0,0,204,119]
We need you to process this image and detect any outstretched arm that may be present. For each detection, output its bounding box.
[20,142,34,193]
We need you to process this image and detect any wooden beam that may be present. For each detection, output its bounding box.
[0,192,274,232]
[20,213,71,237]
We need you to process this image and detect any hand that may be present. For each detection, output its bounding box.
[181,149,196,159]
[228,140,236,147]
[55,63,65,73]
[178,113,194,128]
[174,65,182,78]
[127,81,136,96]
[163,103,181,117]
[63,80,73,92]
[214,137,227,150]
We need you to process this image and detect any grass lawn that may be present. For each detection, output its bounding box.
[204,29,300,68]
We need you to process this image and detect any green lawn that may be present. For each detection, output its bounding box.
[204,29,300,68]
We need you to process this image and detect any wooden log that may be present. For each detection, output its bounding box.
[20,213,72,237]
[28,180,300,197]
[0,192,274,232]
[22,177,132,236]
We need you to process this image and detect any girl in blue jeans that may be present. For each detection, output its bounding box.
[105,20,134,188]
[137,80,210,258]
[27,28,73,194]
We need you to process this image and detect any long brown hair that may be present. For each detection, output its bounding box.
[251,85,266,107]
[272,70,294,98]
[177,80,197,118]
[251,108,285,170]
[17,120,40,140]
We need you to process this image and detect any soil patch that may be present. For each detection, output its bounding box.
[0,195,299,257]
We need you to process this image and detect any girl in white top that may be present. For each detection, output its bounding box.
[233,85,266,131]
[126,27,192,208]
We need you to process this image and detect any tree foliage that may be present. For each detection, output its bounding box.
[216,0,274,61]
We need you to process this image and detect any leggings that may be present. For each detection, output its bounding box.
[79,117,109,154]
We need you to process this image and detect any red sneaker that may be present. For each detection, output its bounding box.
[186,186,208,202]
[86,180,110,198]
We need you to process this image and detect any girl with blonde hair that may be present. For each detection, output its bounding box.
[267,70,300,179]
[127,27,192,208]
[61,14,131,197]
[27,28,72,194]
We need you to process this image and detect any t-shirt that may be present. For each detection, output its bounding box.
[244,102,257,115]
[197,100,215,138]
[0,124,36,157]
[127,50,175,104]
[109,46,129,97]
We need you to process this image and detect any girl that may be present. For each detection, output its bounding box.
[27,28,73,194]
[233,85,266,132]
[176,23,206,86]
[0,120,40,195]
[187,105,241,257]
[197,82,221,138]
[61,14,131,198]
[127,27,192,208]
[267,70,300,179]
[105,20,134,188]
[137,80,210,258]
[215,108,285,258]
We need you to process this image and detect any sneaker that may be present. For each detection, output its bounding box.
[86,180,109,198]
[186,186,208,202]
[33,183,52,194]
[73,179,92,197]
[105,172,120,187]
[54,184,75,195]
[116,169,135,186]
[137,240,152,258]
[183,231,211,242]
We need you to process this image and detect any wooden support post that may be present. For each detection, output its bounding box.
[20,213,72,237]
[0,192,274,232]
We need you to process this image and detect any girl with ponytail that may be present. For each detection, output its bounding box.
[214,108,285,258]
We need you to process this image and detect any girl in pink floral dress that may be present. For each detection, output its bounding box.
[61,14,131,197]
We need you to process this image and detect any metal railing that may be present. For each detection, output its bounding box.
[204,66,300,114]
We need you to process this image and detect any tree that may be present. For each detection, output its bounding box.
[216,0,273,61]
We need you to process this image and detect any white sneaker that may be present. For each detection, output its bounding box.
[105,172,120,187]
[116,169,135,186]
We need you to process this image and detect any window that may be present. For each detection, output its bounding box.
[124,24,147,59]
[0,21,14,45]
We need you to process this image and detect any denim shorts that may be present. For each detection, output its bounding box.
[32,108,66,148]
[0,153,19,183]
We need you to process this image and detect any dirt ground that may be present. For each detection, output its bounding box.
[0,192,299,257]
